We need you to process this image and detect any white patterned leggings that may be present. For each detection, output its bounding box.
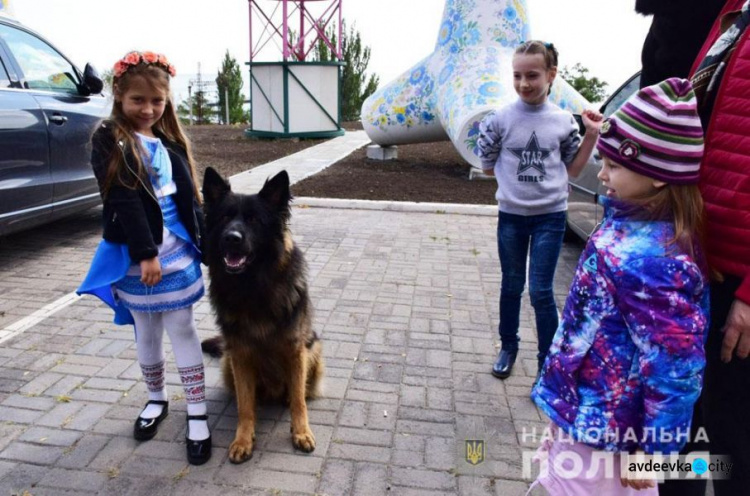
[132,307,206,407]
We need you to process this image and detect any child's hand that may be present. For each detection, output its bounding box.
[581,109,603,135]
[140,257,162,286]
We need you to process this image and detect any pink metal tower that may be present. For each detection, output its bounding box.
[246,0,345,138]
[248,0,342,62]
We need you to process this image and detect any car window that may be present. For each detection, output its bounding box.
[601,74,641,117]
[0,24,79,94]
[0,56,10,88]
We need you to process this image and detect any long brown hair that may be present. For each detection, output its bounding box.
[633,184,708,273]
[101,62,201,203]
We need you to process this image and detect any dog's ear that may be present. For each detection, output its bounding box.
[203,167,231,205]
[259,170,291,211]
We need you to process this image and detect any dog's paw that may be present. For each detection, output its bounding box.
[228,438,254,463]
[293,429,316,453]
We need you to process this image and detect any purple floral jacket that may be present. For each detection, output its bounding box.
[531,196,709,454]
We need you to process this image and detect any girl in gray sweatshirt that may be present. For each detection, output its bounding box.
[478,40,601,380]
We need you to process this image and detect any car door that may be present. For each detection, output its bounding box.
[0,36,52,234]
[0,22,106,218]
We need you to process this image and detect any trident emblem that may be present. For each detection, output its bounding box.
[465,439,485,466]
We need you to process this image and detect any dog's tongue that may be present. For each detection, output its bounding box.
[224,254,247,269]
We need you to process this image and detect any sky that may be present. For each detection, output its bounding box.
[7,0,651,105]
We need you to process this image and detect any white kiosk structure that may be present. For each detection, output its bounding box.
[361,0,591,168]
[247,0,345,138]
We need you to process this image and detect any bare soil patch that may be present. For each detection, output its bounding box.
[292,142,496,205]
[187,124,497,205]
[186,125,326,178]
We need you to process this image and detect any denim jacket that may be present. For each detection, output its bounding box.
[531,196,709,454]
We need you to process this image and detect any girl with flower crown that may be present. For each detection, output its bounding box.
[77,51,210,465]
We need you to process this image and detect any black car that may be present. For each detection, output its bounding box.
[567,72,642,239]
[0,15,108,236]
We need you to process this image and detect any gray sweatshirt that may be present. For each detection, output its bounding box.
[477,100,581,215]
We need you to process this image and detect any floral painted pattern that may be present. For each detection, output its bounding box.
[364,61,437,130]
[463,120,481,155]
[491,0,530,47]
[435,0,479,54]
[531,196,709,454]
[436,57,515,140]
[361,0,591,167]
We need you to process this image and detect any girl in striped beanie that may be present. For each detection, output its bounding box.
[530,78,709,495]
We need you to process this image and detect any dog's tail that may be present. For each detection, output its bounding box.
[201,336,224,358]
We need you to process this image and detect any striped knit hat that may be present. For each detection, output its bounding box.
[596,78,704,184]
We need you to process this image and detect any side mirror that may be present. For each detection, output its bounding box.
[79,63,104,96]
[573,114,585,136]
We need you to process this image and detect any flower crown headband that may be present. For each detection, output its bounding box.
[113,51,176,79]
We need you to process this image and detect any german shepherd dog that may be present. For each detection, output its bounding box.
[200,167,323,464]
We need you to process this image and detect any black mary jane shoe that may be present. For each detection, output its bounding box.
[491,349,517,380]
[133,400,169,441]
[186,414,212,466]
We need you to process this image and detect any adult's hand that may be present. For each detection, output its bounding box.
[620,450,656,490]
[721,298,750,362]
[620,474,656,491]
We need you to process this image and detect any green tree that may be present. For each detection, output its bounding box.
[313,21,379,121]
[215,51,246,124]
[287,28,304,61]
[100,69,114,91]
[177,89,216,125]
[561,63,609,104]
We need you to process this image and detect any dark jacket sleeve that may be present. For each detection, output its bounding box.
[635,0,684,16]
[91,125,158,263]
[106,185,159,262]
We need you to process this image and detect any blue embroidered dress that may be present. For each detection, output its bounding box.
[78,133,204,325]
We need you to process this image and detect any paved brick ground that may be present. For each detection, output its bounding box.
[0,204,584,495]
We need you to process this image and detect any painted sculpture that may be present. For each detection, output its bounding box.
[360,0,591,168]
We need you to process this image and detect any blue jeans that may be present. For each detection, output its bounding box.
[496,210,566,362]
